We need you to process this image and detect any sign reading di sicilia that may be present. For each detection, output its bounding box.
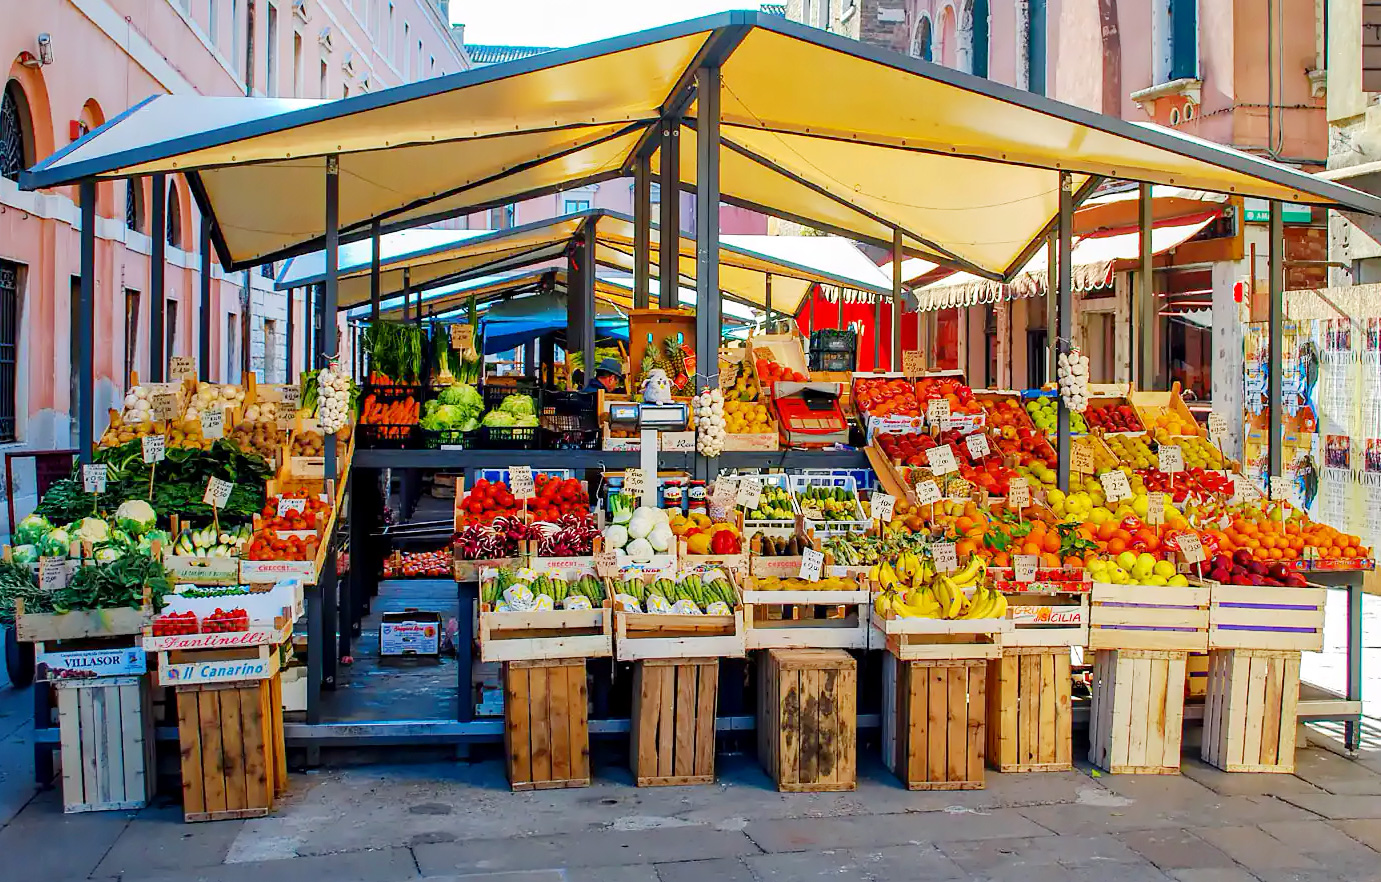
[1367,2,1381,92]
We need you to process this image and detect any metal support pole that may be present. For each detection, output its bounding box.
[1056,172,1073,493]
[200,216,212,380]
[524,339,536,376]
[1268,200,1284,480]
[873,292,881,370]
[77,180,95,464]
[633,154,652,309]
[402,267,411,327]
[764,274,773,329]
[311,284,322,368]
[1045,235,1057,385]
[837,287,845,329]
[322,155,341,691]
[370,220,382,323]
[286,288,296,382]
[582,228,596,384]
[891,230,903,370]
[149,173,166,381]
[1138,183,1154,387]
[658,119,680,309]
[695,64,722,482]
[567,243,583,384]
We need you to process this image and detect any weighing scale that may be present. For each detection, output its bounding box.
[606,401,692,508]
[775,386,850,447]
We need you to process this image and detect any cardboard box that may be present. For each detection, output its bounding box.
[380,610,443,656]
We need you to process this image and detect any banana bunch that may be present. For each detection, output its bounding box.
[871,554,1007,621]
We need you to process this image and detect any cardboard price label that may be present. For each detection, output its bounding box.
[449,324,475,351]
[902,350,925,376]
[931,541,959,573]
[151,392,177,421]
[965,433,991,460]
[711,477,738,510]
[1070,445,1094,475]
[277,497,307,517]
[1007,476,1030,509]
[798,548,825,582]
[203,477,234,509]
[1158,445,1184,474]
[169,356,196,381]
[509,466,535,500]
[594,550,619,578]
[869,493,896,522]
[1177,531,1205,564]
[925,444,959,476]
[38,557,68,591]
[1231,477,1261,505]
[1269,475,1290,502]
[1208,412,1229,444]
[718,362,739,393]
[736,476,763,510]
[1099,470,1132,503]
[82,464,108,494]
[1013,554,1039,583]
[914,479,942,506]
[200,407,225,440]
[623,468,648,497]
[1146,491,1166,526]
[142,434,166,464]
[926,398,951,428]
[279,384,301,411]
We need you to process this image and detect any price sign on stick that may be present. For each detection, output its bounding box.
[169,357,196,381]
[966,433,991,460]
[1147,491,1166,526]
[203,477,234,509]
[902,350,925,377]
[151,392,177,422]
[1158,445,1184,474]
[279,384,301,411]
[927,398,951,429]
[926,444,959,476]
[1269,475,1290,502]
[1177,531,1206,565]
[736,476,763,510]
[449,324,475,351]
[870,492,896,522]
[798,548,825,582]
[594,550,619,578]
[1071,444,1094,476]
[1100,470,1132,503]
[39,558,68,592]
[277,497,307,517]
[1231,477,1261,506]
[931,541,959,573]
[509,466,535,500]
[142,434,166,464]
[1008,477,1031,510]
[711,477,738,510]
[1014,554,1039,583]
[1208,412,1229,445]
[914,479,942,507]
[200,407,225,440]
[623,468,647,498]
[82,464,107,494]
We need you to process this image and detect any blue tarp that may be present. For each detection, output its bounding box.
[480,291,628,354]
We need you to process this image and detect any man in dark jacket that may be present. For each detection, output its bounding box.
[583,357,625,394]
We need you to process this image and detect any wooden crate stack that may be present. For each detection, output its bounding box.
[503,658,591,791]
[739,579,870,650]
[757,649,857,792]
[987,592,1084,772]
[1201,582,1326,774]
[883,654,986,790]
[176,676,288,822]
[630,658,719,786]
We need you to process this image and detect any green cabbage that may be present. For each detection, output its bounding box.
[499,393,536,417]
[515,414,538,427]
[15,513,50,546]
[423,399,441,417]
[481,410,516,427]
[115,499,157,535]
[439,383,484,421]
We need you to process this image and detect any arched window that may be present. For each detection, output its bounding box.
[0,81,35,182]
[937,5,957,68]
[913,15,933,62]
[166,182,183,248]
[965,0,989,78]
[126,180,145,232]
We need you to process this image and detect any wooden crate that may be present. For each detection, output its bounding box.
[478,605,613,663]
[503,658,591,791]
[630,658,719,786]
[1088,649,1187,775]
[55,677,155,813]
[870,608,1010,660]
[1187,651,1209,698]
[176,676,288,822]
[1004,593,1088,648]
[1202,649,1301,773]
[1208,583,1326,652]
[614,609,744,661]
[17,606,148,643]
[986,647,1072,772]
[757,649,857,792]
[1089,583,1209,652]
[882,655,987,790]
[741,586,870,650]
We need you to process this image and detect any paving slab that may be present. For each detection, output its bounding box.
[421,874,563,882]
[1180,758,1324,798]
[1293,749,1381,795]
[96,803,244,877]
[118,846,420,882]
[1169,871,1262,882]
[1326,818,1381,850]
[1116,829,1239,871]
[653,857,756,882]
[0,788,135,879]
[564,867,660,882]
[744,843,967,881]
[1257,819,1381,870]
[743,808,1052,854]
[1193,826,1319,872]
[1280,793,1381,819]
[413,828,759,876]
[936,832,1146,872]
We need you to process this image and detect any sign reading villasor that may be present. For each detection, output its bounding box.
[36,647,146,681]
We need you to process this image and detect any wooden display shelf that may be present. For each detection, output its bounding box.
[503,658,590,791]
[1004,593,1088,647]
[870,609,1010,661]
[17,604,150,643]
[1088,582,1209,652]
[1088,649,1187,775]
[55,676,155,813]
[986,647,1073,772]
[630,658,719,786]
[1202,648,1301,773]
[1207,583,1326,652]
[740,585,871,650]
[614,609,744,661]
[883,655,987,790]
[758,649,857,792]
[477,604,613,663]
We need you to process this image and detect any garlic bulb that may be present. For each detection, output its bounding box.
[1056,350,1090,414]
[316,363,354,433]
[695,388,726,457]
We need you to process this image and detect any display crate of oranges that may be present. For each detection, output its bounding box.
[1130,387,1204,439]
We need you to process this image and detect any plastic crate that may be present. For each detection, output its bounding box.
[482,380,541,415]
[737,472,799,534]
[810,349,856,372]
[540,389,599,449]
[363,383,427,405]
[479,425,537,450]
[810,328,857,354]
[788,472,869,535]
[419,427,479,450]
[541,427,601,450]
[358,424,420,449]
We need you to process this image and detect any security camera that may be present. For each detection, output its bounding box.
[37,34,53,65]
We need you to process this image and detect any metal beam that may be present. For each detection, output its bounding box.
[633,154,652,309]
[696,64,722,481]
[1056,172,1073,493]
[567,236,583,381]
[892,229,903,369]
[77,181,95,464]
[286,287,296,382]
[658,121,681,308]
[200,215,213,380]
[370,220,382,323]
[1045,235,1056,385]
[1138,183,1154,387]
[149,174,166,382]
[581,221,597,385]
[1269,200,1284,480]
[1000,174,1105,283]
[765,273,773,327]
[324,159,341,506]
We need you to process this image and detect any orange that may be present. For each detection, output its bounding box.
[1041,552,1061,568]
[957,539,978,559]
[1042,533,1060,554]
[1022,540,1042,556]
[1097,522,1119,542]
[1107,538,1127,554]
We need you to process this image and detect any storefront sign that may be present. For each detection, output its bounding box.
[37,647,145,681]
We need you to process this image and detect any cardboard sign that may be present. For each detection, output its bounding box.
[82,463,108,494]
[142,434,166,464]
[798,548,825,582]
[623,467,648,498]
[170,357,196,381]
[200,407,225,440]
[1208,412,1229,444]
[927,398,951,428]
[594,550,619,578]
[509,466,535,500]
[1158,445,1184,474]
[279,384,301,411]
[151,392,177,421]
[203,477,234,509]
[660,432,696,453]
[1007,477,1030,509]
[277,497,307,517]
[1099,470,1132,503]
[966,433,991,460]
[711,477,738,510]
[902,350,925,376]
[1071,445,1094,475]
[1231,477,1261,505]
[925,444,959,476]
[38,557,68,591]
[1269,475,1290,502]
[1147,491,1166,526]
[1013,554,1039,583]
[870,493,896,522]
[931,541,958,573]
[736,476,763,510]
[449,324,475,351]
[914,479,942,506]
[1178,531,1205,564]
[718,362,739,393]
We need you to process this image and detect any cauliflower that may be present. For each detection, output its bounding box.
[115,500,157,535]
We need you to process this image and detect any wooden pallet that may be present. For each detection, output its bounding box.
[986,647,1073,772]
[1202,648,1301,773]
[757,649,857,792]
[870,608,1010,660]
[740,588,870,650]
[882,655,986,790]
[478,605,613,662]
[176,676,287,822]
[55,677,155,813]
[630,658,719,786]
[1089,583,1209,652]
[1208,583,1326,652]
[1004,594,1088,648]
[503,658,590,791]
[1088,649,1186,775]
[614,609,744,661]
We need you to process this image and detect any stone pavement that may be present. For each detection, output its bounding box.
[7,715,1381,882]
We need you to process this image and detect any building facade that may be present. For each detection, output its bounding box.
[1,0,468,529]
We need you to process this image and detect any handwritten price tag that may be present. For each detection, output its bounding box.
[1013,554,1039,583]
[623,468,647,497]
[279,384,301,411]
[711,477,738,510]
[509,466,535,500]
[927,398,951,429]
[200,407,225,440]
[1231,477,1261,505]
[277,497,307,517]
[1158,445,1184,473]
[1147,491,1166,525]
[151,392,177,421]
[1177,531,1205,564]
[914,480,942,506]
[1099,470,1132,503]
[902,350,925,376]
[594,550,619,578]
[931,541,958,573]
[39,558,68,592]
[449,324,475,351]
[798,548,825,582]
[203,477,234,509]
[966,433,991,460]
[1007,476,1030,509]
[870,493,896,522]
[82,464,108,494]
[1071,445,1094,475]
[926,444,959,476]
[1208,412,1229,444]
[736,476,763,510]
[1269,475,1290,502]
[169,357,196,381]
[142,435,166,464]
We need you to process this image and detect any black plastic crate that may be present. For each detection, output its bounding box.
[363,383,428,404]
[540,427,600,451]
[479,425,537,450]
[481,380,541,415]
[810,349,856,372]
[419,427,479,450]
[811,329,857,353]
[540,389,599,433]
[357,424,421,450]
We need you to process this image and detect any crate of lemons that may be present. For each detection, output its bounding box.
[719,399,780,451]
